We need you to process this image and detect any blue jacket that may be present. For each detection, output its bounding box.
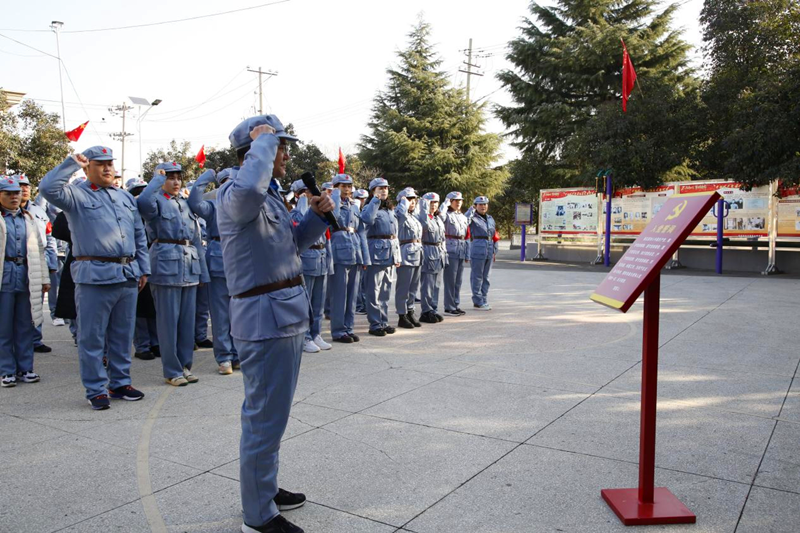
[417,207,447,273]
[467,209,498,261]
[40,157,150,285]
[290,195,331,277]
[442,209,470,259]
[137,173,209,287]
[395,197,423,267]
[187,169,226,279]
[330,190,365,267]
[360,196,400,267]
[216,133,328,341]
[1,209,29,293]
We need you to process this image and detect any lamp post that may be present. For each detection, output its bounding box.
[130,97,162,177]
[50,21,66,131]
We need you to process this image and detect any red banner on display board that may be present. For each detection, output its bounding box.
[592,191,721,313]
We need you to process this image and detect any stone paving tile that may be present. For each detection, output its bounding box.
[754,421,800,493]
[59,501,150,533]
[736,486,800,533]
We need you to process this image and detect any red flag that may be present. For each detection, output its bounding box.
[621,39,637,112]
[195,145,206,168]
[338,147,345,174]
[65,121,89,142]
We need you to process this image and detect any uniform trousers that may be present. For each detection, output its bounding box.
[239,334,304,527]
[420,269,442,314]
[470,256,493,306]
[324,273,332,317]
[395,265,421,315]
[134,316,159,353]
[195,282,210,342]
[365,264,394,331]
[356,267,367,312]
[302,274,325,341]
[74,281,137,399]
[48,259,62,319]
[151,284,197,379]
[208,276,237,364]
[330,264,358,338]
[443,254,465,311]
[0,291,35,376]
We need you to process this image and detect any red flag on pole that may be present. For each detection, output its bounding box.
[195,145,206,168]
[621,39,637,112]
[65,121,89,142]
[338,147,345,174]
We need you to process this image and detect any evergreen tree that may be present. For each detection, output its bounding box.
[360,18,507,201]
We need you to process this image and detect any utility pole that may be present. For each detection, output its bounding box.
[108,103,133,179]
[459,38,484,105]
[246,66,278,114]
[50,21,66,131]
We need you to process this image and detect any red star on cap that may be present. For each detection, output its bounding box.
[172,162,177,166]
[102,148,108,154]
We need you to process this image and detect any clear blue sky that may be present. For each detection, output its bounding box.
[1,0,704,179]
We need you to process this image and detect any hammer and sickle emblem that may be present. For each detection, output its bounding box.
[665,200,688,221]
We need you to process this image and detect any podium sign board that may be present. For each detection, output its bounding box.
[515,203,533,225]
[591,191,721,526]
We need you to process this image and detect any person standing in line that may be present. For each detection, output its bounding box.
[137,163,209,387]
[40,147,149,410]
[187,179,214,350]
[217,114,333,533]
[416,192,446,323]
[360,178,400,337]
[394,187,423,329]
[187,168,241,374]
[33,192,66,327]
[289,179,332,354]
[322,181,334,321]
[441,191,469,316]
[353,188,369,315]
[0,176,49,388]
[467,196,498,311]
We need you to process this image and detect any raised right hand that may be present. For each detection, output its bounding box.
[71,154,89,169]
[250,124,276,141]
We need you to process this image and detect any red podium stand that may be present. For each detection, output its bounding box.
[591,191,721,526]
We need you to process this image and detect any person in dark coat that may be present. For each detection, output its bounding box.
[51,210,77,343]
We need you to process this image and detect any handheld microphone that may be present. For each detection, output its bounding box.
[301,171,340,231]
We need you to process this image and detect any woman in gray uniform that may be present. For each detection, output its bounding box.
[394,187,423,329]
[416,192,446,323]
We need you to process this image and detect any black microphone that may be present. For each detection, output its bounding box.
[301,171,340,231]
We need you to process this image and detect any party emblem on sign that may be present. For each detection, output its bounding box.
[665,200,687,221]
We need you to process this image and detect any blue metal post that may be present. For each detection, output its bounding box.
[520,224,526,261]
[716,198,724,274]
[604,173,613,267]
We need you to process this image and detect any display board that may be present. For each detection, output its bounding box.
[540,188,599,235]
[515,203,533,225]
[777,185,800,238]
[676,182,770,237]
[604,186,675,235]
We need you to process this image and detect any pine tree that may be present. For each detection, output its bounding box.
[359,19,507,201]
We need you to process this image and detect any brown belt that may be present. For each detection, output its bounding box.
[4,256,26,265]
[471,236,489,240]
[308,244,325,250]
[422,241,442,246]
[332,227,355,233]
[233,275,304,299]
[446,235,464,240]
[400,239,421,245]
[76,256,135,265]
[155,239,191,245]
[368,235,396,240]
[209,236,220,241]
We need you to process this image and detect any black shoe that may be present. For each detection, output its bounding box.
[34,344,52,353]
[196,338,213,349]
[369,328,386,337]
[349,333,360,343]
[274,488,306,511]
[332,335,354,344]
[407,310,422,327]
[455,308,466,315]
[398,314,415,329]
[89,394,111,411]
[444,309,460,316]
[243,514,304,533]
[419,311,438,324]
[135,351,155,360]
[108,385,145,401]
[151,345,161,358]
[434,313,444,322]
[324,314,331,320]
[383,325,396,334]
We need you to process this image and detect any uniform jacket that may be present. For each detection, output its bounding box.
[187,169,226,279]
[360,196,400,267]
[216,133,328,341]
[0,209,49,326]
[40,157,150,285]
[442,209,470,260]
[137,173,210,287]
[394,197,423,267]
[330,190,366,267]
[416,203,448,273]
[467,208,498,260]
[290,196,330,277]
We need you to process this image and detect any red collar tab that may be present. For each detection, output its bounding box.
[163,193,173,199]
[90,183,99,191]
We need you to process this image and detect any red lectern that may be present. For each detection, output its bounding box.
[591,191,721,526]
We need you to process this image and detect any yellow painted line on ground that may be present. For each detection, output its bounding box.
[136,386,174,533]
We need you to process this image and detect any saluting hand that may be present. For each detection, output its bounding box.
[310,190,334,216]
[250,124,276,141]
[71,154,89,169]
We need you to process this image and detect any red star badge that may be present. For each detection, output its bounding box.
[102,148,108,154]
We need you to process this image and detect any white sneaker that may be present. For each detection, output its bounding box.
[218,361,233,375]
[473,303,492,311]
[303,339,320,353]
[313,335,332,350]
[16,371,40,383]
[52,318,66,327]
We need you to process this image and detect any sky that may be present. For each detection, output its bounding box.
[1,0,705,180]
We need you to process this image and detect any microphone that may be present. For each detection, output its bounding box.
[301,171,340,231]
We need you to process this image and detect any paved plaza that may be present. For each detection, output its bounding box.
[2,250,798,533]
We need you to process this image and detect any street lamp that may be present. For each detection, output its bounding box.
[130,97,162,177]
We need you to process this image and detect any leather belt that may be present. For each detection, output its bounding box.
[368,234,396,240]
[76,256,135,265]
[233,275,304,299]
[422,241,442,246]
[309,244,325,250]
[155,239,191,245]
[471,236,489,240]
[4,256,26,265]
[400,239,421,245]
[332,227,355,233]
[209,236,220,241]
[446,235,465,240]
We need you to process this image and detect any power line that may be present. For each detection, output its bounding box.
[148,72,252,119]
[0,46,48,58]
[148,82,258,123]
[0,32,58,58]
[59,58,105,142]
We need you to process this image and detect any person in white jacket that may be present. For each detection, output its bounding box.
[0,176,50,388]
